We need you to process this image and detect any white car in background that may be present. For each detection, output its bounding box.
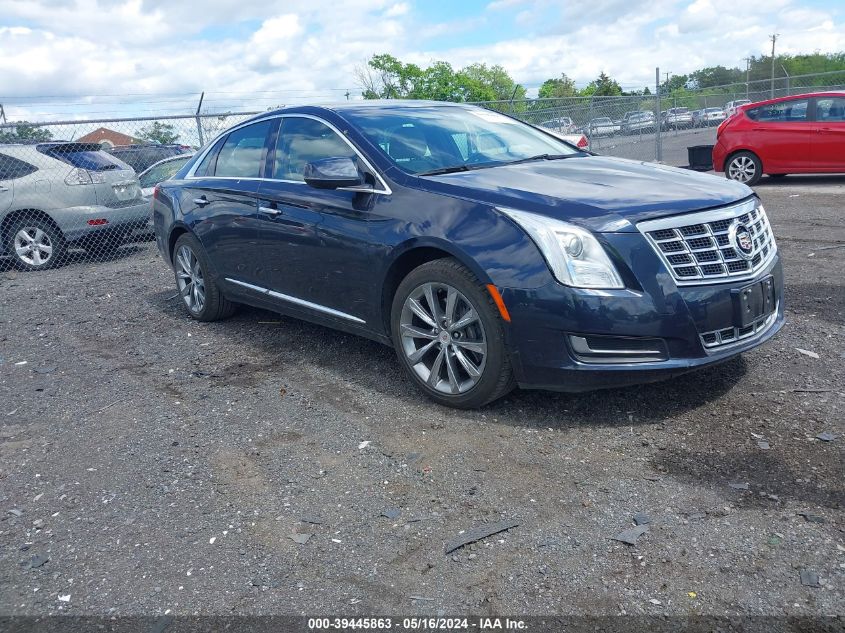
[724,99,752,118]
[699,107,727,126]
[137,154,193,200]
[585,117,621,137]
[541,127,590,151]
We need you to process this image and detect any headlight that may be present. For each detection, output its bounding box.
[498,207,624,289]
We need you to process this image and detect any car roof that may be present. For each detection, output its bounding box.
[741,91,845,108]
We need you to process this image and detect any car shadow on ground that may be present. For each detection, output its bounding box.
[755,174,845,187]
[150,291,749,430]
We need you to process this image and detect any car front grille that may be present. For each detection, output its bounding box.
[699,307,778,350]
[637,200,777,285]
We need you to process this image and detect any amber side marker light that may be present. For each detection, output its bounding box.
[486,284,511,322]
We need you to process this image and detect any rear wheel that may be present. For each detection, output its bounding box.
[391,258,514,409]
[172,233,236,321]
[725,151,762,186]
[7,216,65,271]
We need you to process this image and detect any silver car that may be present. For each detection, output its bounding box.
[0,142,149,270]
[138,154,193,201]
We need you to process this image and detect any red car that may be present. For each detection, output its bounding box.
[712,92,845,185]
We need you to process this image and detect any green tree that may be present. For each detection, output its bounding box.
[0,122,53,143]
[137,121,180,145]
[356,54,525,103]
[538,73,577,98]
[583,72,623,97]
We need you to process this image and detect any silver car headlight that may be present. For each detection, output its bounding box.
[498,207,624,289]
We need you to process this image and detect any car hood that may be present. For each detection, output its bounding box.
[421,155,753,232]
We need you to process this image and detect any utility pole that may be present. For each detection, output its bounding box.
[344,91,350,100]
[195,92,205,147]
[743,57,752,98]
[769,34,779,98]
[655,67,662,162]
[0,104,6,124]
[663,71,671,87]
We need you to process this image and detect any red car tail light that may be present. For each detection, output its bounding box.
[87,219,109,226]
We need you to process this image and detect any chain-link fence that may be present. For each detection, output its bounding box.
[0,112,258,273]
[474,69,845,165]
[1,69,843,274]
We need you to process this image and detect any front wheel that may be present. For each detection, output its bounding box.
[391,258,514,409]
[725,151,762,186]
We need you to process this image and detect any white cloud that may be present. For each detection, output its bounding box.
[0,0,842,120]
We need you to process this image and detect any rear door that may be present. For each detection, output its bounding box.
[180,118,276,285]
[0,152,33,212]
[745,98,812,172]
[811,96,845,170]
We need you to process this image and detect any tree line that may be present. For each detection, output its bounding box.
[358,51,845,102]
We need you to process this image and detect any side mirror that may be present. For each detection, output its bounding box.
[303,157,363,189]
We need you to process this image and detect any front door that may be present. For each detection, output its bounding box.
[812,96,845,171]
[254,116,385,327]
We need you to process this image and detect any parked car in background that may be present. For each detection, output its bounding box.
[0,143,148,270]
[724,99,752,118]
[153,101,782,408]
[663,107,693,129]
[539,117,576,134]
[623,111,655,133]
[541,128,590,151]
[585,117,620,136]
[699,107,727,126]
[713,92,845,185]
[107,143,193,173]
[138,154,193,200]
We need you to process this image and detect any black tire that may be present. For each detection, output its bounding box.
[172,233,236,321]
[390,258,514,409]
[6,215,66,271]
[725,151,762,186]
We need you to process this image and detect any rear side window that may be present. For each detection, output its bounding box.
[39,145,123,171]
[214,120,272,178]
[816,97,845,122]
[0,153,37,180]
[746,99,809,122]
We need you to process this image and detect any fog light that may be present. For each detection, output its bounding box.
[568,334,669,364]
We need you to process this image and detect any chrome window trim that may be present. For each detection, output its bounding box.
[637,199,778,286]
[186,113,392,195]
[225,278,366,324]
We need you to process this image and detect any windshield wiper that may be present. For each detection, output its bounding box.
[500,153,573,166]
[416,164,474,176]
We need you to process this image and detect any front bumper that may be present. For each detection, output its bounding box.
[51,200,152,243]
[502,253,784,392]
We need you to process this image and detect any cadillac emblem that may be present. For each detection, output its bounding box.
[730,223,755,260]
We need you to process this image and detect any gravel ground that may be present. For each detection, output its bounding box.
[0,176,842,618]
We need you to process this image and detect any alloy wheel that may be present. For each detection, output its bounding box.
[399,282,487,395]
[728,156,756,183]
[14,227,54,267]
[175,245,206,314]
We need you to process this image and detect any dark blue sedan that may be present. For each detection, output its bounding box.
[152,101,783,408]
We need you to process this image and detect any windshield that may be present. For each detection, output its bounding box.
[341,105,581,175]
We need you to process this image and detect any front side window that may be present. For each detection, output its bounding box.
[214,120,272,178]
[273,117,354,181]
[343,106,580,175]
[816,97,845,122]
[746,99,809,122]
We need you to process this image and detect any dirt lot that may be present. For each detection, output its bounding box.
[0,175,842,618]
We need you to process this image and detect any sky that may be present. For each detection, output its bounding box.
[1,0,844,121]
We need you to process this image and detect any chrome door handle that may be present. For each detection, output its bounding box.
[259,206,282,216]
[193,197,210,207]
